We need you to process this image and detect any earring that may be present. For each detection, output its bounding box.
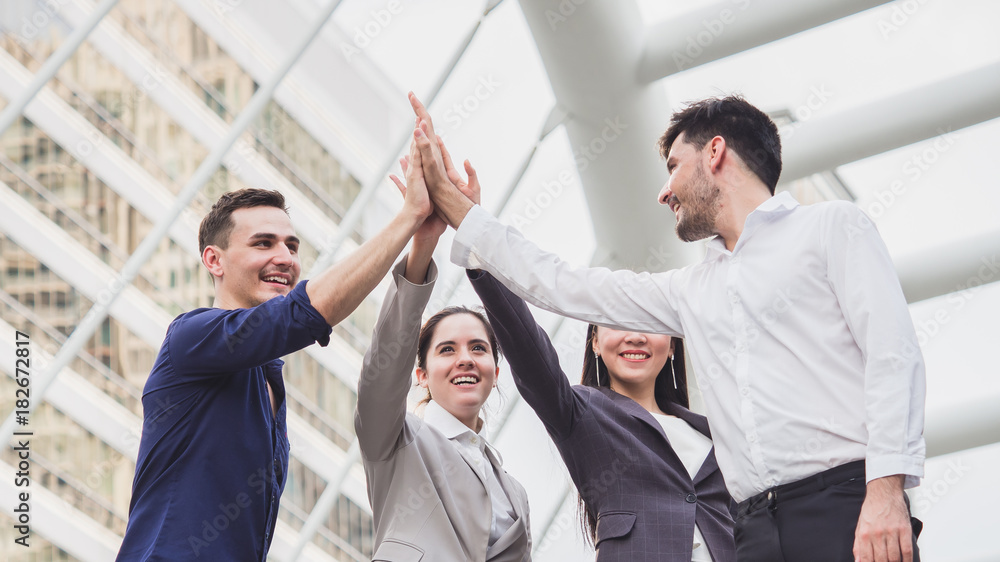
[670,355,678,390]
[594,352,602,387]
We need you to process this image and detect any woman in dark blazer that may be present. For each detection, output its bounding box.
[469,269,735,562]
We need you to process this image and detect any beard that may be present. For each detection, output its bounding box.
[675,165,721,242]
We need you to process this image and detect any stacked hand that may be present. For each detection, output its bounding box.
[392,94,480,283]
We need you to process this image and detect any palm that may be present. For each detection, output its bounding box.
[391,153,445,241]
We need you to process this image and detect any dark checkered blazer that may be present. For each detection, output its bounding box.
[470,270,735,562]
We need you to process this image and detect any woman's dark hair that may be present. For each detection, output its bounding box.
[415,306,501,406]
[577,324,689,544]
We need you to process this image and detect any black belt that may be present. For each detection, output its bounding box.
[736,460,865,518]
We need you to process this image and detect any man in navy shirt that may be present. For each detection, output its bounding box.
[117,176,435,559]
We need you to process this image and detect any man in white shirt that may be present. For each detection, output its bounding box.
[405,92,924,562]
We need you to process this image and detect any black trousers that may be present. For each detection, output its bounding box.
[733,461,922,562]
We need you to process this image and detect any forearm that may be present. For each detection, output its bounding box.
[430,181,474,228]
[469,269,581,439]
[404,235,439,285]
[454,205,684,335]
[307,210,422,326]
[356,258,436,460]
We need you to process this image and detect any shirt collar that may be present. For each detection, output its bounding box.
[423,400,483,441]
[704,191,800,257]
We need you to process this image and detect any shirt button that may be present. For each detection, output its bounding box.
[749,434,758,443]
[685,493,697,503]
[741,387,749,396]
[737,343,747,353]
[470,436,479,445]
[729,293,740,304]
[732,256,741,265]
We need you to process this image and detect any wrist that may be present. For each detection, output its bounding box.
[442,196,474,229]
[866,474,905,501]
[397,205,427,233]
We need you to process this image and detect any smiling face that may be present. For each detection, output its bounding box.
[658,132,722,242]
[592,327,673,392]
[416,313,499,430]
[203,206,301,309]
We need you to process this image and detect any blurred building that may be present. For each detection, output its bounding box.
[1,1,376,559]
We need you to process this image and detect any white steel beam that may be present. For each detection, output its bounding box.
[780,63,1000,184]
[1,319,142,460]
[895,229,1000,304]
[53,0,353,254]
[0,47,200,257]
[0,180,171,346]
[516,0,701,270]
[173,0,405,184]
[0,461,122,562]
[637,0,890,83]
[0,49,363,388]
[925,394,1000,458]
[0,0,119,135]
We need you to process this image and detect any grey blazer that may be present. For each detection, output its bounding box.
[355,259,531,562]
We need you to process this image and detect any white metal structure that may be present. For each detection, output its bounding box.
[1,0,997,560]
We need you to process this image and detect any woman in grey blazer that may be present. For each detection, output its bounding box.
[468,269,735,562]
[354,161,531,561]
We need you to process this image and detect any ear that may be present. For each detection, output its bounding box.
[415,367,429,388]
[708,136,726,174]
[668,337,676,358]
[591,328,601,355]
[203,245,225,280]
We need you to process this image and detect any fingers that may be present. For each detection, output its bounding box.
[408,92,432,128]
[413,127,447,187]
[854,537,874,562]
[409,92,438,142]
[438,135,463,185]
[399,156,408,174]
[900,528,914,562]
[464,159,481,206]
[389,174,406,196]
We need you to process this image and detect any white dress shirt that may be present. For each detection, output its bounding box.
[653,413,714,562]
[451,192,925,502]
[423,400,518,551]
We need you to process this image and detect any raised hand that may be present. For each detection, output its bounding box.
[438,135,481,206]
[390,135,443,284]
[408,92,476,228]
[393,121,435,227]
[390,145,446,242]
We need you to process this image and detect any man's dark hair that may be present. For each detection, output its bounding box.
[198,188,288,254]
[658,95,782,194]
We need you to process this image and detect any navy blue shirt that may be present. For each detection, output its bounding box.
[117,282,331,561]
